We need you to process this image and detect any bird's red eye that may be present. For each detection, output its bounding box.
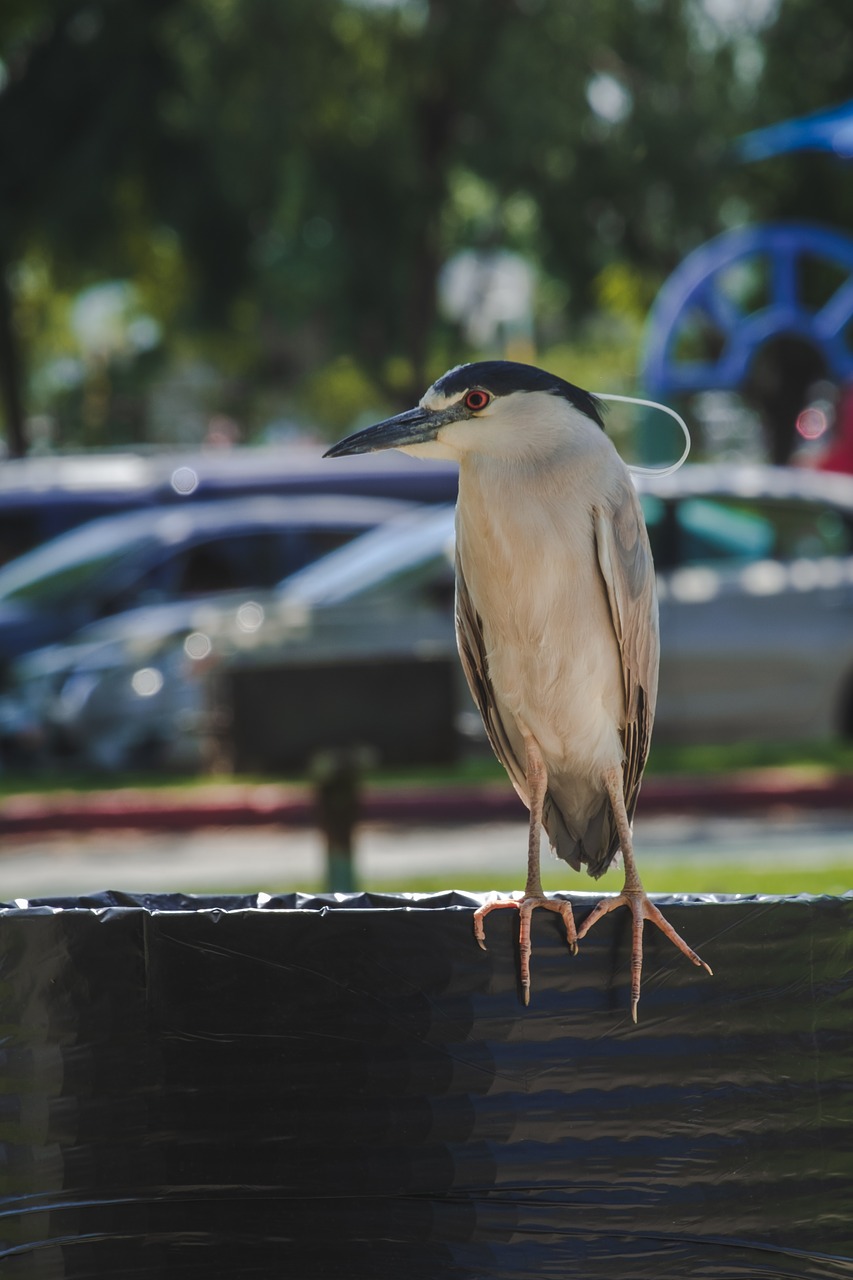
[465,389,491,412]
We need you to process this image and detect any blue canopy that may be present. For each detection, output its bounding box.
[736,99,853,163]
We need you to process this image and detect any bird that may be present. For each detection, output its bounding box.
[325,360,711,1020]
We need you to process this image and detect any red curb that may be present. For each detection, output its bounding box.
[1,772,852,838]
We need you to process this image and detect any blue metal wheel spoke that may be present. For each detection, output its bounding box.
[815,274,853,342]
[769,245,799,312]
[643,223,853,395]
[693,279,743,337]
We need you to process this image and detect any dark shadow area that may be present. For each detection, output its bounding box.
[743,334,828,463]
[0,890,850,1277]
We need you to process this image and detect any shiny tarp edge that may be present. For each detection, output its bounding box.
[0,890,850,1279]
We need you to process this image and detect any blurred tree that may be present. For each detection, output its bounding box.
[732,1,853,230]
[183,0,743,401]
[0,0,249,453]
[191,0,520,399]
[1,0,852,452]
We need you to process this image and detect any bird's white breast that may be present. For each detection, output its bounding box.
[456,446,626,780]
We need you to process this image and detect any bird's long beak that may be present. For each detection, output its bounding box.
[324,403,461,458]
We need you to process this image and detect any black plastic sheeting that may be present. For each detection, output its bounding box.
[0,889,851,1279]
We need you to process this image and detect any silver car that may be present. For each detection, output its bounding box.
[0,492,415,670]
[7,464,853,769]
[0,493,415,769]
[644,464,853,741]
[209,463,853,749]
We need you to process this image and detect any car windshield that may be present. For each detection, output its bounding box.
[674,495,852,565]
[676,497,773,563]
[0,521,151,608]
[279,507,457,606]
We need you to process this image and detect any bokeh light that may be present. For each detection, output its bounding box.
[236,602,264,633]
[131,667,164,697]
[184,632,212,661]
[795,407,829,440]
[171,466,199,495]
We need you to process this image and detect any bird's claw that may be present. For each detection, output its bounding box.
[473,894,578,1004]
[472,894,504,950]
[578,888,712,1022]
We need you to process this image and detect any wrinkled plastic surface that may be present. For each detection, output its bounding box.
[0,889,850,1278]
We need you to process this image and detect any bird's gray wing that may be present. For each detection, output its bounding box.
[454,550,529,807]
[593,480,660,827]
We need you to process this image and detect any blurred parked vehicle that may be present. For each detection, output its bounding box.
[0,454,163,567]
[1,504,457,771]
[2,603,220,771]
[0,447,457,565]
[6,464,853,771]
[0,493,414,680]
[645,464,853,741]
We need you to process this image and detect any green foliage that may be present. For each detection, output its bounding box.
[1,0,852,449]
[295,355,386,434]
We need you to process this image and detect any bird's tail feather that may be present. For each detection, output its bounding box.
[543,793,620,880]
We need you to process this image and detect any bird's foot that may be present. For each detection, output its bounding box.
[576,889,712,1023]
[473,893,578,1006]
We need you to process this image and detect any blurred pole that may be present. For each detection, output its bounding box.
[311,749,365,894]
[0,268,27,458]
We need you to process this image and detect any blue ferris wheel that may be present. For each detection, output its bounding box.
[641,101,853,461]
[642,221,853,397]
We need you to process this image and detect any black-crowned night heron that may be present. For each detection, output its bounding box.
[325,360,711,1020]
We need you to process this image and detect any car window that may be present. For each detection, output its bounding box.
[173,534,286,597]
[0,538,151,607]
[763,501,851,558]
[104,535,261,610]
[201,533,274,591]
[357,551,456,611]
[674,498,773,565]
[178,542,238,594]
[0,512,45,567]
[673,496,852,566]
[280,508,457,606]
[292,528,371,572]
[226,532,288,587]
[126,531,321,605]
[169,528,376,596]
[223,529,374,589]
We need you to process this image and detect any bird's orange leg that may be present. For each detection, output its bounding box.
[473,731,577,1005]
[576,767,712,1022]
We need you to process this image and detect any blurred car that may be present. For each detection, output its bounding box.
[0,453,164,566]
[0,492,415,680]
[642,463,853,741]
[204,462,853,748]
[7,463,853,771]
[0,602,218,771]
[0,446,458,564]
[1,505,458,771]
